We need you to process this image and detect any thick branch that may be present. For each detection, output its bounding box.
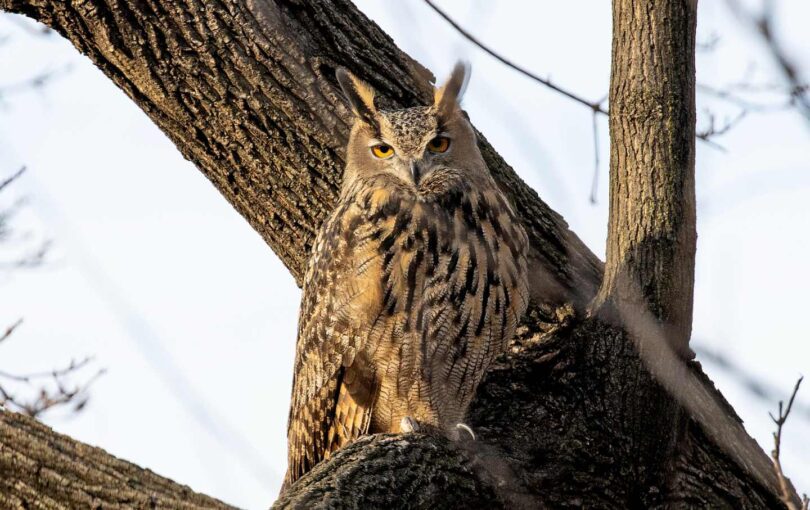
[0,409,235,509]
[591,0,698,355]
[277,309,786,509]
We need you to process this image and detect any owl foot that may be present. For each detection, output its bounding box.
[400,416,423,434]
[400,417,475,440]
[455,422,476,441]
[399,417,442,436]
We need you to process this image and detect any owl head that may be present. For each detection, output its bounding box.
[337,63,486,193]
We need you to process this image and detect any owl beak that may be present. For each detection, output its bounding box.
[410,160,422,185]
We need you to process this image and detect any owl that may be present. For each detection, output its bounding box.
[283,63,529,488]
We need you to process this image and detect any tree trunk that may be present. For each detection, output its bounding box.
[0,0,795,508]
[590,0,697,358]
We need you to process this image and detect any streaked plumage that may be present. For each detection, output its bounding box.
[284,63,529,487]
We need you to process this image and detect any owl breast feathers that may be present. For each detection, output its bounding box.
[283,63,529,488]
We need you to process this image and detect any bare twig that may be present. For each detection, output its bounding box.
[0,356,94,382]
[695,124,729,151]
[0,318,23,344]
[0,366,105,418]
[0,319,105,418]
[5,15,54,37]
[698,82,795,112]
[0,364,105,418]
[696,345,810,420]
[0,239,52,269]
[724,0,810,127]
[422,0,608,115]
[769,376,808,510]
[0,65,72,98]
[0,167,52,270]
[423,0,727,182]
[0,166,25,193]
[696,32,721,52]
[696,109,748,149]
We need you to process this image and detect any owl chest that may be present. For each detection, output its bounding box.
[370,206,463,324]
[362,198,519,340]
[323,185,527,356]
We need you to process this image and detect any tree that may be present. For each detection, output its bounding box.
[0,0,801,508]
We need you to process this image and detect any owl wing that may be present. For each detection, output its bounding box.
[284,198,384,487]
[422,186,530,399]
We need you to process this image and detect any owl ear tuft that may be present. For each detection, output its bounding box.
[336,68,378,126]
[434,61,471,117]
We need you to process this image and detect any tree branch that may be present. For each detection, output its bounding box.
[0,410,236,509]
[590,0,697,356]
[278,307,786,508]
[769,377,807,510]
[724,0,810,127]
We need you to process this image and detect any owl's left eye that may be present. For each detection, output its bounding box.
[371,144,395,159]
[427,136,450,153]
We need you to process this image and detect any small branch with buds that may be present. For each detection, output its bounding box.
[769,376,809,510]
[0,320,105,419]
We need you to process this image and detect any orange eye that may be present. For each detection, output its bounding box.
[371,144,394,159]
[427,136,450,153]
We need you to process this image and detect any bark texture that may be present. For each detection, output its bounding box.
[277,307,786,509]
[0,410,235,509]
[591,0,697,356]
[0,0,794,509]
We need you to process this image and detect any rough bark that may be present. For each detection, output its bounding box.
[0,0,794,509]
[277,307,785,509]
[0,409,235,509]
[590,0,697,356]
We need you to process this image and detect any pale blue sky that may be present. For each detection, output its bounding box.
[1,1,808,508]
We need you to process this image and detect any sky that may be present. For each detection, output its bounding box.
[0,1,808,508]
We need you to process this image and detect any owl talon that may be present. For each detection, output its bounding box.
[455,422,476,441]
[400,416,421,433]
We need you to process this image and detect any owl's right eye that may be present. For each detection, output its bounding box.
[371,144,395,159]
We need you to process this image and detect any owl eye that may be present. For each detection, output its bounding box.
[371,144,395,159]
[427,136,450,153]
